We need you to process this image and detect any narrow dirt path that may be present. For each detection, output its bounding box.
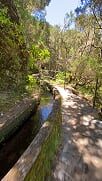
[49,86,102,181]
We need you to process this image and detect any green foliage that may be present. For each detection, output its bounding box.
[55,72,65,84]
[48,12,101,108]
[56,72,65,80]
[14,0,51,12]
[28,75,36,85]
[0,5,29,91]
[31,44,50,61]
[0,0,51,93]
[55,72,70,83]
[28,43,50,72]
[1,0,101,109]
[0,8,13,26]
[31,45,39,60]
[39,48,50,60]
[26,75,37,93]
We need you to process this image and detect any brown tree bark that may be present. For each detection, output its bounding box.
[93,77,98,108]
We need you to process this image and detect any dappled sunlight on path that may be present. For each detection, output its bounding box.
[48,86,102,181]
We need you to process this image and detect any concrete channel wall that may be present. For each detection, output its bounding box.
[2,82,62,181]
[0,95,40,144]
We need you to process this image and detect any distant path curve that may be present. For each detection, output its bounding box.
[49,85,102,181]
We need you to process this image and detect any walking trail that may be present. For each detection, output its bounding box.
[49,86,102,181]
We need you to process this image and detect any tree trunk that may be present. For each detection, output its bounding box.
[64,71,66,89]
[93,77,98,108]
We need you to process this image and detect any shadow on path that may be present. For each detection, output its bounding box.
[48,86,102,181]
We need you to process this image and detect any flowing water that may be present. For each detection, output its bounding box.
[0,91,54,180]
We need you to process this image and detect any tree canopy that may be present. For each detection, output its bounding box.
[0,0,101,108]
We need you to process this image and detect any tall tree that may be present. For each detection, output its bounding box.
[75,0,102,107]
[0,0,51,90]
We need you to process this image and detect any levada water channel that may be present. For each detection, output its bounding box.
[0,90,55,180]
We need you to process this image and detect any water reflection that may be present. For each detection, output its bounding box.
[40,99,54,124]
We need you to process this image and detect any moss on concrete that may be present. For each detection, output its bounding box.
[25,101,61,181]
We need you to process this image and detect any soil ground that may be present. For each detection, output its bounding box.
[48,86,102,181]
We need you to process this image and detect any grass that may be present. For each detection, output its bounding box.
[77,86,93,99]
[0,84,40,115]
